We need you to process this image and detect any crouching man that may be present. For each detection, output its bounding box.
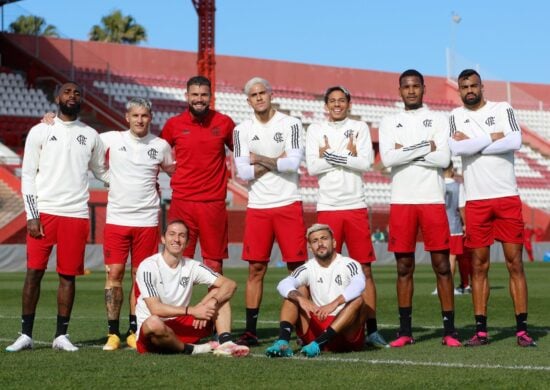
[135,220,249,357]
[266,223,368,358]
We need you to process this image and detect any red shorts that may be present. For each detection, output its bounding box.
[449,235,464,256]
[464,196,524,248]
[168,199,228,260]
[103,224,159,268]
[26,213,89,275]
[297,314,364,352]
[136,315,213,354]
[242,202,307,262]
[388,204,450,253]
[317,209,376,263]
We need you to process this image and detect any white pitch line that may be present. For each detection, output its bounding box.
[2,338,547,372]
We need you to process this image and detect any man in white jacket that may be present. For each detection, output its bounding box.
[7,82,108,352]
[379,69,459,348]
[306,85,386,348]
[449,69,535,347]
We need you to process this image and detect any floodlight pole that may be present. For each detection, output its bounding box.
[192,0,216,109]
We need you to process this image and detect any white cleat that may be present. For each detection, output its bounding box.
[52,334,79,352]
[191,341,219,355]
[6,334,33,352]
[213,341,249,357]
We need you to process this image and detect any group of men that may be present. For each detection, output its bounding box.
[6,67,536,357]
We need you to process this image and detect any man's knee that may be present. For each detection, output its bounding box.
[248,262,268,280]
[142,316,165,337]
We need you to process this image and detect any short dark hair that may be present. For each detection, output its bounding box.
[163,219,188,235]
[186,75,211,90]
[399,69,424,86]
[458,69,481,82]
[55,81,82,97]
[324,86,351,104]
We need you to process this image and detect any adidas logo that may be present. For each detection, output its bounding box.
[252,135,260,141]
[118,146,127,152]
[396,123,403,128]
[49,135,57,141]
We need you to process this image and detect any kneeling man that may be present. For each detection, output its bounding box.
[135,220,249,357]
[266,223,367,358]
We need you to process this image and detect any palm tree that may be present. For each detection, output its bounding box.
[89,10,147,44]
[8,15,59,37]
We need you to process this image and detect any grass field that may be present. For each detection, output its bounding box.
[1,262,549,389]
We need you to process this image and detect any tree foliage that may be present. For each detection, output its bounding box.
[89,10,147,44]
[8,15,59,37]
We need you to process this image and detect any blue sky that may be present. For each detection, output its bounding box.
[2,0,548,84]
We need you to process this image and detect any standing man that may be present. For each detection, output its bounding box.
[100,98,175,351]
[266,224,367,358]
[161,76,235,274]
[449,69,536,347]
[233,77,308,346]
[306,85,387,348]
[379,69,459,348]
[135,220,249,356]
[6,82,108,352]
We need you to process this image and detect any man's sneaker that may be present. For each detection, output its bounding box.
[235,331,259,346]
[366,331,389,348]
[463,332,489,347]
[454,288,464,295]
[442,333,462,347]
[5,334,33,352]
[126,331,137,349]
[52,334,79,352]
[265,339,294,357]
[192,341,219,355]
[462,285,472,294]
[102,334,121,351]
[389,334,415,348]
[431,288,438,296]
[300,341,321,358]
[213,341,250,357]
[516,331,537,347]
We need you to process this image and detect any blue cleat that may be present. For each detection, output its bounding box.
[265,339,294,357]
[300,341,321,358]
[366,331,389,348]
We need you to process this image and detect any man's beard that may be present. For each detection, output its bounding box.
[59,101,81,116]
[315,247,334,261]
[189,104,209,118]
[404,102,422,110]
[462,94,481,106]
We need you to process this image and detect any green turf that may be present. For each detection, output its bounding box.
[1,263,549,389]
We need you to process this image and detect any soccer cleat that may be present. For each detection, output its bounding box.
[192,341,219,355]
[213,341,250,357]
[102,334,121,351]
[454,288,463,295]
[430,288,438,296]
[265,339,294,357]
[52,334,79,352]
[463,332,489,347]
[126,331,137,349]
[462,286,472,294]
[300,341,321,358]
[366,331,389,348]
[5,334,33,352]
[516,331,537,347]
[442,333,462,347]
[389,334,415,348]
[235,331,259,346]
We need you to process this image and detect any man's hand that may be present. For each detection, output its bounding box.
[429,140,436,152]
[296,296,319,315]
[490,132,505,141]
[452,131,469,141]
[41,112,56,125]
[394,143,403,149]
[346,134,357,156]
[27,218,44,238]
[316,301,340,321]
[319,135,331,157]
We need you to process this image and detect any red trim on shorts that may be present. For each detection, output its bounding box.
[26,213,89,275]
[297,314,364,352]
[137,315,213,354]
[242,202,307,262]
[103,224,159,267]
[317,209,376,263]
[465,196,524,248]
